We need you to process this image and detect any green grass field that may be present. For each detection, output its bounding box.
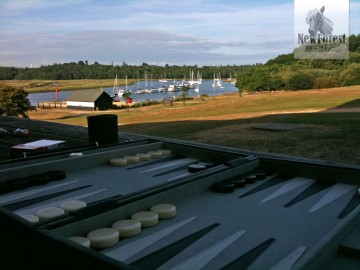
[29,85,360,165]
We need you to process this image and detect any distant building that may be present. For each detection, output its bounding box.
[66,89,114,110]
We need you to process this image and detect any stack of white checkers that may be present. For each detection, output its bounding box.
[69,203,176,249]
[20,200,87,223]
[109,149,172,166]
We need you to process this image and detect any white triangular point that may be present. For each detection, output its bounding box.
[139,158,198,174]
[309,183,357,213]
[269,245,307,270]
[0,180,79,205]
[261,177,315,203]
[166,173,191,182]
[170,230,246,270]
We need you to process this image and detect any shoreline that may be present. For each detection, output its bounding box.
[27,80,239,105]
[2,78,237,94]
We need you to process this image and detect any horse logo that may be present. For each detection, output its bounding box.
[306,6,333,37]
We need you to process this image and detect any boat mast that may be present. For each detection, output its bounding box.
[113,74,118,94]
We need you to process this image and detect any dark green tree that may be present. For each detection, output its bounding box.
[265,53,296,66]
[0,67,18,80]
[340,63,360,86]
[180,85,188,106]
[236,68,256,92]
[349,34,360,52]
[287,72,314,90]
[0,84,36,118]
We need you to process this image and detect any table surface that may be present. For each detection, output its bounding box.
[0,119,359,269]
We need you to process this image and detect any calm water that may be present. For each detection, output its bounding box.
[28,79,238,105]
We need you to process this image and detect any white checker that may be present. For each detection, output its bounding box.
[69,236,91,248]
[19,214,39,223]
[59,200,87,213]
[150,203,176,219]
[104,217,196,261]
[147,151,162,159]
[36,206,65,221]
[158,149,172,157]
[136,153,152,161]
[87,228,119,249]
[109,158,127,166]
[112,219,142,237]
[124,155,140,164]
[131,211,159,227]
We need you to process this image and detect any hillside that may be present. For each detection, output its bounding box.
[28,86,360,165]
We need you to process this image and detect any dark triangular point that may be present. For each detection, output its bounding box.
[338,192,360,219]
[130,223,220,269]
[238,175,288,198]
[284,181,334,208]
[220,238,276,270]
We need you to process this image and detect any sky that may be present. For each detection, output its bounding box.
[0,0,359,68]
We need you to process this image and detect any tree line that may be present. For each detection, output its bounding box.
[0,61,257,81]
[236,34,360,92]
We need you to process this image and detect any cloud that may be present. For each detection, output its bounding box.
[0,28,292,67]
[5,0,359,67]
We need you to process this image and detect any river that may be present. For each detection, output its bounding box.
[28,79,238,105]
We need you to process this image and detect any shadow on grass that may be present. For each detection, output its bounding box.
[122,111,360,136]
[121,111,360,165]
[331,99,360,109]
[55,113,89,120]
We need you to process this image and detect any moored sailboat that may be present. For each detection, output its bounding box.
[113,75,131,97]
[212,73,224,88]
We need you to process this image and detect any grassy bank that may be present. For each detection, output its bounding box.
[1,79,138,93]
[28,85,360,165]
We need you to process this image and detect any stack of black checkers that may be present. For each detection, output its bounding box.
[0,170,66,194]
[241,171,267,183]
[210,171,268,193]
[210,182,235,193]
[28,170,67,184]
[230,178,246,188]
[255,171,267,180]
